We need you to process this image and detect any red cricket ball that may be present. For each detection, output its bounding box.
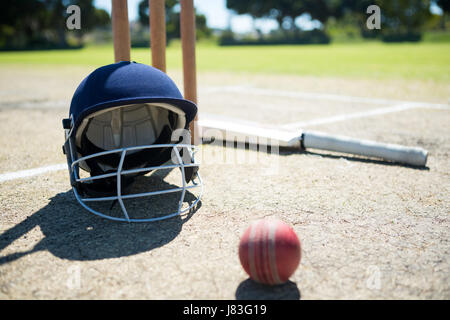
[239,218,301,285]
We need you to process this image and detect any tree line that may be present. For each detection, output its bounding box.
[0,0,210,50]
[0,0,110,50]
[225,0,449,44]
[0,0,449,50]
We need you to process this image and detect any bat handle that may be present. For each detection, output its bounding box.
[301,131,428,167]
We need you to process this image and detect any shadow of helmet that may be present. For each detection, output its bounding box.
[0,171,201,264]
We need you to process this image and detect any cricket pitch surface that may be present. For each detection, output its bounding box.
[0,65,449,299]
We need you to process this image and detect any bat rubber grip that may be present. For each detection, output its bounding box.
[302,131,428,167]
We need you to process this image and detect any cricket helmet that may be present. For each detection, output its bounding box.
[62,61,202,222]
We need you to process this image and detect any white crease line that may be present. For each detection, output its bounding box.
[202,86,449,109]
[1,88,448,183]
[283,103,417,129]
[2,86,447,110]
[283,102,449,130]
[0,163,66,183]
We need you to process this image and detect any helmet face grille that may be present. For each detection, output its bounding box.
[68,144,203,222]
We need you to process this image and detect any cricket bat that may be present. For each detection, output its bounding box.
[198,114,428,167]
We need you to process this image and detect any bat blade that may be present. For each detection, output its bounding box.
[198,114,301,148]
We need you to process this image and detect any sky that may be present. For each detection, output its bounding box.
[94,0,281,34]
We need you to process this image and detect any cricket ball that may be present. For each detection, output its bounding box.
[239,218,301,285]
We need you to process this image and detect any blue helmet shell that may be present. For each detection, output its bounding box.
[69,61,197,135]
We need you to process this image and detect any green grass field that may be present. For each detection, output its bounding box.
[0,41,449,82]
